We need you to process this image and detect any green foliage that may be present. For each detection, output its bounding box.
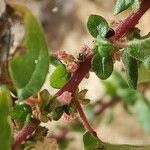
[2,1,150,150]
[11,103,32,123]
[122,49,138,89]
[9,4,49,100]
[94,36,113,57]
[87,14,112,38]
[83,132,104,150]
[0,86,11,150]
[127,37,150,70]
[111,71,130,89]
[132,0,141,10]
[50,105,66,121]
[102,81,117,96]
[83,132,150,150]
[138,64,150,83]
[49,55,62,67]
[92,54,113,80]
[114,0,140,15]
[49,104,75,121]
[87,14,114,80]
[132,96,150,133]
[111,71,150,133]
[58,138,69,150]
[50,64,71,89]
[39,89,53,109]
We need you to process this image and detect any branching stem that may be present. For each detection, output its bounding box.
[13,119,40,150]
[13,0,150,148]
[56,0,150,96]
[73,92,97,137]
[110,0,150,41]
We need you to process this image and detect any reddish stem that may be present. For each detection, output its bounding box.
[110,0,150,41]
[55,53,93,96]
[56,0,150,97]
[13,119,40,150]
[13,0,150,148]
[73,93,97,137]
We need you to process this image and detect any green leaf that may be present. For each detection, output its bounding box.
[122,49,138,89]
[132,0,140,10]
[83,132,150,150]
[87,14,112,38]
[92,54,113,80]
[39,89,52,109]
[112,71,150,133]
[102,81,117,96]
[50,64,71,89]
[138,64,150,83]
[127,37,150,61]
[111,71,129,89]
[114,0,133,15]
[49,55,62,67]
[117,88,137,104]
[94,36,114,57]
[0,86,11,150]
[132,94,150,133]
[114,0,140,15]
[83,132,104,150]
[127,37,150,70]
[9,4,49,100]
[126,28,141,40]
[50,105,65,121]
[78,89,88,99]
[11,103,32,123]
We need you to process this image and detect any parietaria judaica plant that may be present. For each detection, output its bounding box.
[0,0,150,150]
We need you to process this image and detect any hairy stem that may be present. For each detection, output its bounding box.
[110,0,150,41]
[13,0,150,148]
[55,53,93,96]
[73,92,97,137]
[56,0,150,96]
[13,119,40,150]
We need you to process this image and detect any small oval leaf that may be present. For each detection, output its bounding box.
[87,14,112,38]
[92,54,113,80]
[50,64,71,89]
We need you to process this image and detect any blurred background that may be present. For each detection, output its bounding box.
[3,0,150,149]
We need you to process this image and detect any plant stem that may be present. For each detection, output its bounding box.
[56,0,150,97]
[73,92,97,137]
[13,119,40,150]
[13,0,150,148]
[55,53,93,96]
[110,0,150,41]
